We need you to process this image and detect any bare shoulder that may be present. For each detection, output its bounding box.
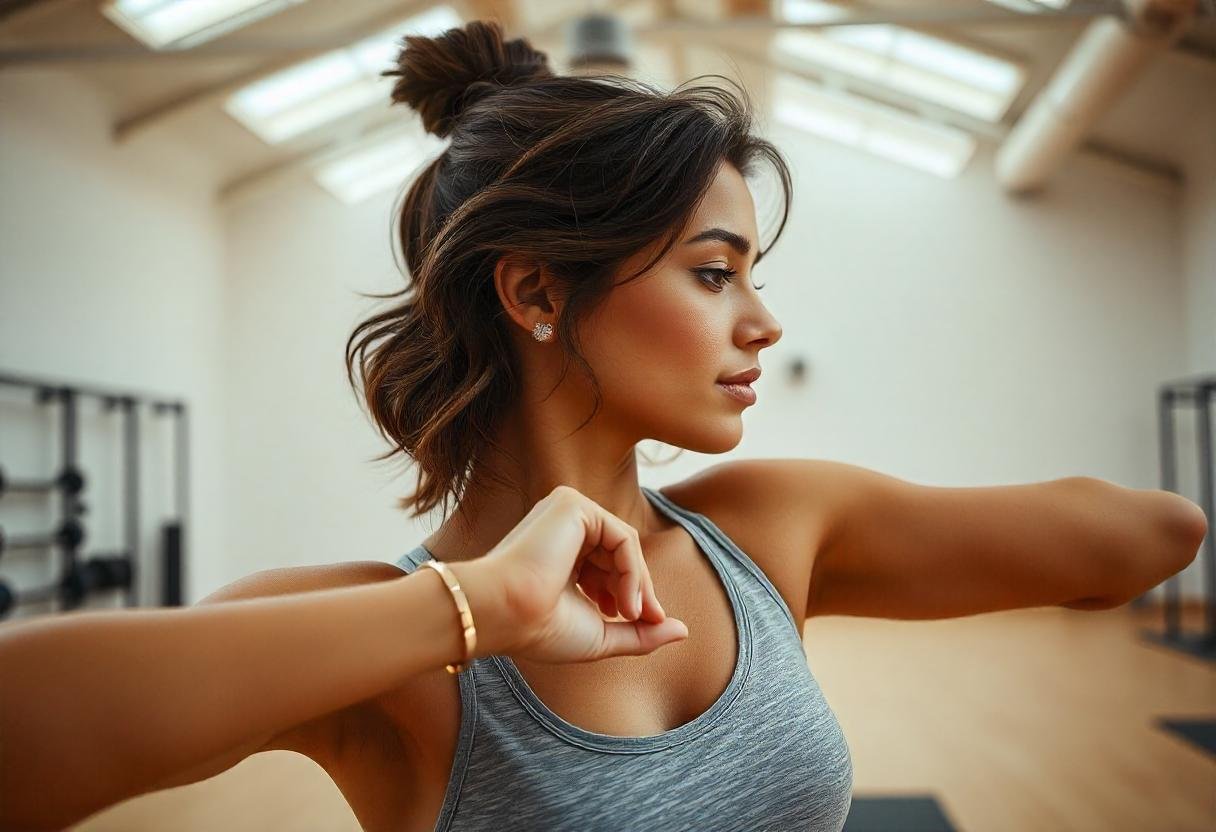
[658,459,838,626]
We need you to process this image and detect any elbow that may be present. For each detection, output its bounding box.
[1121,490,1208,601]
[1072,481,1207,609]
[1171,495,1209,553]
[1155,490,1207,575]
[1157,493,1206,578]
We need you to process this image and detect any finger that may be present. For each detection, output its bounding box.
[606,517,652,622]
[599,616,690,658]
[571,490,639,570]
[570,492,644,620]
[589,525,661,621]
[581,549,646,620]
[609,522,643,621]
[640,563,665,623]
[575,562,621,618]
[586,548,615,572]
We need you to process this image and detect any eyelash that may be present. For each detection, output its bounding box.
[693,267,765,292]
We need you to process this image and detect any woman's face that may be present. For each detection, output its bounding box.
[578,161,783,454]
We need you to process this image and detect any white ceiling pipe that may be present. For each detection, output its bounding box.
[995,0,1198,193]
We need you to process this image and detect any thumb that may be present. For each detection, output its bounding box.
[599,617,690,658]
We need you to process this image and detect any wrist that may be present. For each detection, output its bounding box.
[445,560,518,660]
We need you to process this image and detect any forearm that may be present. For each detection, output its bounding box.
[0,560,509,830]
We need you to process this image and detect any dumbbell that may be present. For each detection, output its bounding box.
[0,556,133,617]
[0,466,85,499]
[60,556,134,607]
[0,519,87,557]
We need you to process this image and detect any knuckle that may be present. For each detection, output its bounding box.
[551,484,579,499]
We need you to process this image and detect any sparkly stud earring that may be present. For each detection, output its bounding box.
[532,321,554,342]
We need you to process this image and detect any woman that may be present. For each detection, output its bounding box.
[0,19,1204,832]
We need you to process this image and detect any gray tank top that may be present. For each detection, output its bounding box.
[394,485,853,831]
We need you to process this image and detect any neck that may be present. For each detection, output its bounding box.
[421,394,666,563]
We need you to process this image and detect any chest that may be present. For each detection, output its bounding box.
[324,501,812,831]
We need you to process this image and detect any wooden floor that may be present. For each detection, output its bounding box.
[74,604,1216,831]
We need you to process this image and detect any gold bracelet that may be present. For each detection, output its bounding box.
[419,560,477,674]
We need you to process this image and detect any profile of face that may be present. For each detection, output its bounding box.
[583,158,783,452]
[578,160,784,454]
[495,160,783,456]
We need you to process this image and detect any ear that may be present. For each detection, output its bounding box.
[493,255,563,337]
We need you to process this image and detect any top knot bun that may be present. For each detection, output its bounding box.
[384,19,554,139]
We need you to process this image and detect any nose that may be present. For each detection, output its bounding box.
[740,302,782,350]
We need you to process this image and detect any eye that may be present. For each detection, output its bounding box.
[692,267,765,292]
[693,267,737,291]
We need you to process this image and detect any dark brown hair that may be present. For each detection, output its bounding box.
[345,19,793,519]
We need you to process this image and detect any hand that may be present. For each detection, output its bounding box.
[469,485,689,664]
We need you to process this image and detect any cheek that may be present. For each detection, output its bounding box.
[640,306,719,377]
[585,279,724,390]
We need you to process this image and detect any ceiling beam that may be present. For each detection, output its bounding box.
[110,0,442,143]
[634,0,1132,34]
[702,35,1012,140]
[109,0,557,144]
[218,111,407,203]
[217,1,590,201]
[712,35,1181,188]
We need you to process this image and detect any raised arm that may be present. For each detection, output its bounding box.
[692,459,1207,621]
[0,560,507,832]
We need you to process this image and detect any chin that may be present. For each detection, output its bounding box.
[668,417,744,455]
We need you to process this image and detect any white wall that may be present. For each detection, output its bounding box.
[220,184,422,583]
[0,69,227,613]
[1178,76,1216,378]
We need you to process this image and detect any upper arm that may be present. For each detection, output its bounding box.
[147,560,406,792]
[702,458,1174,621]
[800,461,1177,619]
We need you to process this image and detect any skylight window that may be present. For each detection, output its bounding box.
[311,126,446,204]
[777,0,1025,122]
[772,74,976,178]
[102,0,308,50]
[225,4,461,144]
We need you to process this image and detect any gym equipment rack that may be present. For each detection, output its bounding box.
[0,370,189,617]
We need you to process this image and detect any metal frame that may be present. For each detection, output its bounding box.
[0,371,188,613]
[1144,373,1216,659]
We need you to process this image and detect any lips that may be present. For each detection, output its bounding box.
[717,367,761,385]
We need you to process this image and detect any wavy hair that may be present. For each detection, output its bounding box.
[345,19,793,519]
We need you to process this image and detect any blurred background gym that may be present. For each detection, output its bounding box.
[0,1,1213,829]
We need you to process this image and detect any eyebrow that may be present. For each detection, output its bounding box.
[683,227,763,267]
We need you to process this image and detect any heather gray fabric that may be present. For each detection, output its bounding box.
[394,485,853,831]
